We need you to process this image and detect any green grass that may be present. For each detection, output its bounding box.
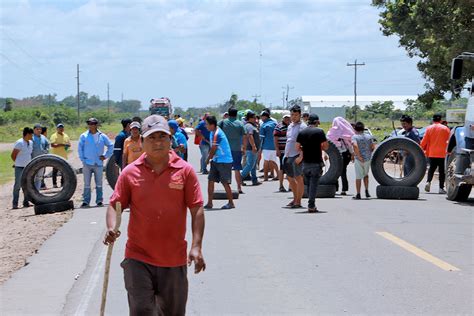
[0,122,123,143]
[0,151,14,184]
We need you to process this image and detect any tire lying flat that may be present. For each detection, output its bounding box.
[376,185,419,200]
[213,190,240,200]
[371,137,427,187]
[21,154,77,205]
[34,200,74,215]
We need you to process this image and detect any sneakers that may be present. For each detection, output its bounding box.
[252,181,262,186]
[340,191,347,196]
[424,182,431,192]
[365,190,371,198]
[352,194,361,200]
[439,188,447,194]
[97,202,104,207]
[81,203,89,208]
[221,203,235,209]
[279,186,287,192]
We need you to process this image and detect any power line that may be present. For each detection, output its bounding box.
[1,29,45,66]
[0,52,56,91]
[76,64,80,125]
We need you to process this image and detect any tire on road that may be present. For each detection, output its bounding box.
[106,155,120,190]
[319,140,343,185]
[21,154,77,205]
[303,184,337,198]
[213,190,239,200]
[445,148,472,201]
[34,200,74,215]
[371,137,426,187]
[376,185,419,200]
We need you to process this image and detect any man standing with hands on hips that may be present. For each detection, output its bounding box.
[78,118,113,207]
[104,115,205,316]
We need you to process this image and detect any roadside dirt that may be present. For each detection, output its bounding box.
[0,141,91,284]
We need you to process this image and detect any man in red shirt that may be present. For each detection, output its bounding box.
[420,113,451,194]
[104,115,206,316]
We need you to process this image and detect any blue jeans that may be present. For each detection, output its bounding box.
[241,151,258,183]
[199,143,210,173]
[82,164,103,205]
[303,163,322,209]
[13,167,29,207]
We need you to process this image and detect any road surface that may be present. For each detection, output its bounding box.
[1,144,473,315]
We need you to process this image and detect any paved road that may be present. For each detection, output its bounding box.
[1,144,473,315]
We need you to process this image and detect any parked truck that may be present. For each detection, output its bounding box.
[149,97,172,117]
[445,52,474,201]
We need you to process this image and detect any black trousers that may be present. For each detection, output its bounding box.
[122,258,188,316]
[336,151,351,192]
[52,168,64,186]
[427,157,445,189]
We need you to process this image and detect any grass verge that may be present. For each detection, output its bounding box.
[0,151,14,185]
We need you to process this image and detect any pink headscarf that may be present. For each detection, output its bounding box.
[327,117,355,148]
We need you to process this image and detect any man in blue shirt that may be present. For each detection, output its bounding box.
[195,114,211,174]
[400,115,420,177]
[114,118,132,169]
[78,118,114,207]
[259,111,279,182]
[32,123,50,190]
[204,115,235,210]
[168,120,188,160]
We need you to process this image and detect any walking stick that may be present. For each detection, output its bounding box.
[100,202,122,316]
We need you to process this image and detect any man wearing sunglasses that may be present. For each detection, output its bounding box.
[78,118,113,207]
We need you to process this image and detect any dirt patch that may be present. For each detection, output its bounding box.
[0,141,88,284]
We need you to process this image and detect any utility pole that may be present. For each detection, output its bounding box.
[251,94,261,104]
[121,92,123,103]
[76,64,80,125]
[282,84,294,108]
[282,91,286,108]
[107,83,110,115]
[346,59,365,122]
[259,42,262,98]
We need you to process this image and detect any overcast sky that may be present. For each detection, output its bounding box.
[0,0,426,108]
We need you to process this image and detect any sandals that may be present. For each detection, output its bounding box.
[221,203,235,210]
[308,207,318,213]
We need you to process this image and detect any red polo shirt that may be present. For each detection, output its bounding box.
[110,151,203,267]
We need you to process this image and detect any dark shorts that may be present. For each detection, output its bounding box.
[231,150,243,170]
[208,161,232,184]
[284,156,303,178]
[279,155,285,173]
[121,258,188,316]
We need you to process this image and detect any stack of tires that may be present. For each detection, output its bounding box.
[371,137,426,200]
[303,140,343,198]
[21,155,77,215]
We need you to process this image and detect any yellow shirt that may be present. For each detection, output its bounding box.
[123,137,143,165]
[50,132,70,159]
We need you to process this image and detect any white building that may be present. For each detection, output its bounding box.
[301,95,417,122]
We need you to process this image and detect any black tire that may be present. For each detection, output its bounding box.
[106,155,120,190]
[34,200,74,215]
[21,155,77,205]
[213,190,239,200]
[319,140,343,185]
[371,137,427,187]
[445,149,472,201]
[376,185,419,200]
[303,184,337,198]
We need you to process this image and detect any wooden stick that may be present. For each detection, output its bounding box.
[100,202,122,316]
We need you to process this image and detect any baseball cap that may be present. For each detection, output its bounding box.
[283,114,290,118]
[260,111,270,117]
[86,117,99,124]
[130,121,141,129]
[308,114,320,125]
[141,115,170,137]
[56,123,64,128]
[33,123,42,129]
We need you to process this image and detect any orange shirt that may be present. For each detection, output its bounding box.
[123,137,143,165]
[110,151,204,267]
[420,122,450,158]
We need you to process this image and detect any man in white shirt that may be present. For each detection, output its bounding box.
[11,127,34,209]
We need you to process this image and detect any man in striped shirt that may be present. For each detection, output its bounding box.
[273,114,291,192]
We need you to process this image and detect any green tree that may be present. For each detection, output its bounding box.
[372,0,474,106]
